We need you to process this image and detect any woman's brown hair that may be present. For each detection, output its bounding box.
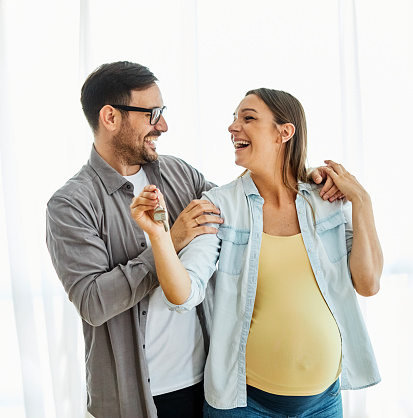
[245,88,309,191]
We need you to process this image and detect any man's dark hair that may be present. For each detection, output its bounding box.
[80,61,158,133]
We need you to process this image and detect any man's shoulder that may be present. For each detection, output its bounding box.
[48,163,98,203]
[157,154,214,188]
[158,154,199,173]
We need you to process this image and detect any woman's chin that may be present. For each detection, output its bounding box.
[234,159,249,170]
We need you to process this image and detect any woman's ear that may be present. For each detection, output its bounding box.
[99,105,120,132]
[277,123,295,144]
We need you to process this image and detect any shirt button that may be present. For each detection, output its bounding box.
[126,184,131,189]
[148,378,150,383]
[141,242,146,247]
[316,270,321,275]
[142,311,147,316]
[143,345,145,349]
[302,227,308,232]
[308,248,314,252]
[298,208,304,214]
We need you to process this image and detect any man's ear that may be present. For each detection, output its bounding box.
[99,105,120,132]
[276,123,295,144]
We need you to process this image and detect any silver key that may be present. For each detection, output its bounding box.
[153,205,169,232]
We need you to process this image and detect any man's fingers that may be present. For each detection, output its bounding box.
[328,189,343,202]
[310,167,326,184]
[195,214,224,226]
[322,184,339,200]
[319,175,334,197]
[185,199,221,215]
[193,226,220,236]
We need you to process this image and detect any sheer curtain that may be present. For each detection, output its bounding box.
[1,1,412,417]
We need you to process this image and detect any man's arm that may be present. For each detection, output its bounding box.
[46,196,159,326]
[160,156,223,252]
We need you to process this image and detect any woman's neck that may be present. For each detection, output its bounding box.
[250,169,297,207]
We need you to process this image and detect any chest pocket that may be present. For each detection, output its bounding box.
[316,211,348,263]
[217,226,250,275]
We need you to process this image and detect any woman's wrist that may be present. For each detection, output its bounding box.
[350,190,371,208]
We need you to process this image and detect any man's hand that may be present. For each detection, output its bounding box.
[170,199,224,253]
[310,164,345,202]
[322,160,368,203]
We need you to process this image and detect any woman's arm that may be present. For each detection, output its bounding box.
[130,185,220,306]
[323,160,383,296]
[130,185,192,304]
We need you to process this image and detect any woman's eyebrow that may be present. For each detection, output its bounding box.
[233,108,258,116]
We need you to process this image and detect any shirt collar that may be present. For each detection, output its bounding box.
[241,171,260,196]
[298,180,318,194]
[88,145,160,195]
[241,170,317,197]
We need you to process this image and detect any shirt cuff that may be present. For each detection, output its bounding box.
[139,247,157,276]
[162,285,195,313]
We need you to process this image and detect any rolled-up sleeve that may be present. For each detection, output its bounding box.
[46,196,158,326]
[163,231,221,313]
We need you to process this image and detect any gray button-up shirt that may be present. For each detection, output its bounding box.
[46,146,216,418]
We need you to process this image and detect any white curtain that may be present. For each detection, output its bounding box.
[1,1,412,416]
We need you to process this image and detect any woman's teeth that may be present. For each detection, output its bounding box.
[233,140,250,149]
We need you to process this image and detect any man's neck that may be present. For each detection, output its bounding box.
[94,143,141,176]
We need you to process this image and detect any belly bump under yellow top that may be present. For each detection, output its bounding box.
[245,233,342,396]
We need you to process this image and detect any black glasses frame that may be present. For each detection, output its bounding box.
[111,104,166,125]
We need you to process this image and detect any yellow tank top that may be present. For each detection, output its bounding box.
[245,233,342,396]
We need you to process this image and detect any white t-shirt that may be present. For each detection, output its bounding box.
[125,169,205,396]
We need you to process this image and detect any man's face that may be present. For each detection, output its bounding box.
[111,84,168,166]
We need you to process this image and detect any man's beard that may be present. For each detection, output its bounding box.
[112,119,159,166]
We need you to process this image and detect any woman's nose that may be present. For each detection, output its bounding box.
[228,119,240,133]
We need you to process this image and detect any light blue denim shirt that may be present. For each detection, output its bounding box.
[165,171,380,409]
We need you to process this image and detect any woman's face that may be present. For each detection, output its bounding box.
[228,94,281,171]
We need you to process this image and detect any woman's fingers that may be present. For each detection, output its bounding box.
[324,159,344,173]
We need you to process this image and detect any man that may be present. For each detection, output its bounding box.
[46,61,340,418]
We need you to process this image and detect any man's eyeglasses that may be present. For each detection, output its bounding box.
[111,104,166,125]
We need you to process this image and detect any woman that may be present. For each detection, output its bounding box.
[131,89,383,417]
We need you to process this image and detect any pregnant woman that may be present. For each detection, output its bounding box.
[131,88,383,417]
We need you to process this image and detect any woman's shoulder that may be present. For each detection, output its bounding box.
[299,182,351,219]
[204,176,244,197]
[202,176,249,216]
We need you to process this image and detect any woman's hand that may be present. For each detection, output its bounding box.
[322,160,369,203]
[131,185,192,305]
[130,185,168,237]
[322,160,383,296]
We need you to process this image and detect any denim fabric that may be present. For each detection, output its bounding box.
[166,171,380,410]
[203,379,342,418]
